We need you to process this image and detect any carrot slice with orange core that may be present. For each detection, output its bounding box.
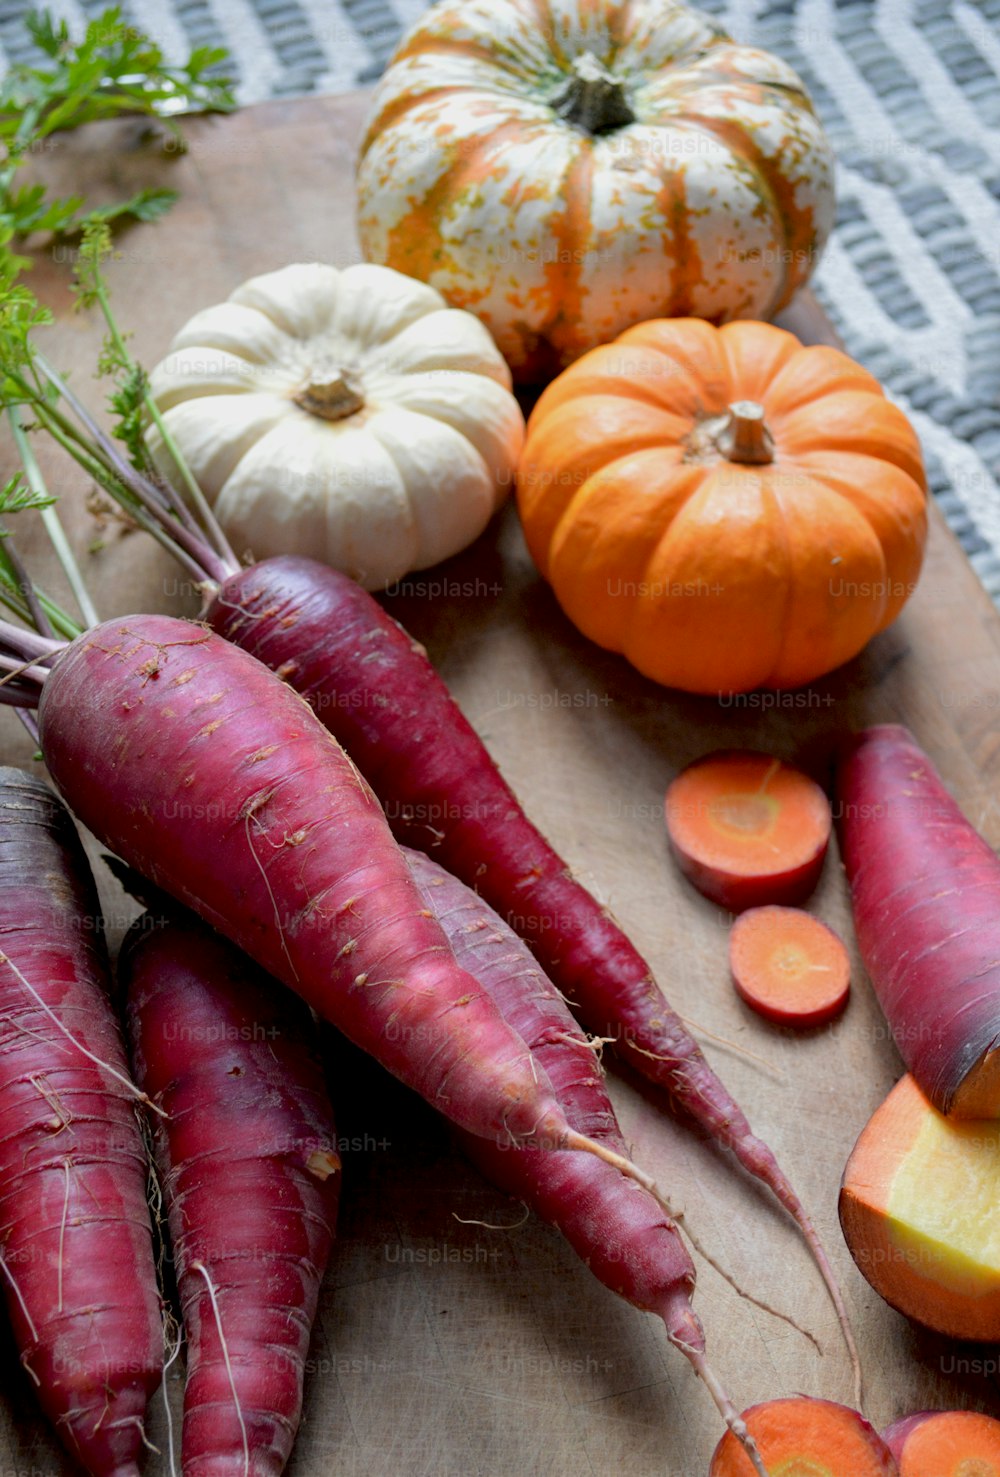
[665,751,831,912]
[729,906,851,1028]
[884,1410,1000,1475]
[710,1396,899,1476]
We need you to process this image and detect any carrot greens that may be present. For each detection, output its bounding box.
[0,7,234,262]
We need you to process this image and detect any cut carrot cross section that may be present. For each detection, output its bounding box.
[710,1396,899,1475]
[729,906,850,1028]
[884,1409,1000,1475]
[840,1076,1000,1341]
[665,750,831,911]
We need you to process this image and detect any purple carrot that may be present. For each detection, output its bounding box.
[402,846,768,1475]
[7,328,855,1378]
[32,614,654,1202]
[838,723,1000,1118]
[0,767,161,1476]
[121,908,339,1476]
[205,556,857,1379]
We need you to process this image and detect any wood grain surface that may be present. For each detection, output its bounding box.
[1,93,998,1476]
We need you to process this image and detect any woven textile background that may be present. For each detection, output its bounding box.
[4,0,999,598]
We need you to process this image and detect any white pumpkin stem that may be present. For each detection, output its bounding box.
[552,53,634,135]
[293,369,366,422]
[715,401,775,465]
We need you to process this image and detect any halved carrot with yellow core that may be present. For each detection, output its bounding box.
[729,906,851,1028]
[710,1396,899,1476]
[840,1075,1000,1341]
[665,751,831,911]
[884,1410,1000,1475]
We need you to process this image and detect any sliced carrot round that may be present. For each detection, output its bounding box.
[710,1396,898,1476]
[885,1409,1000,1475]
[729,906,851,1028]
[664,750,831,911]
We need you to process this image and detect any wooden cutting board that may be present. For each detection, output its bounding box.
[2,93,999,1474]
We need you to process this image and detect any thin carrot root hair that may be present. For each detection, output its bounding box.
[57,1158,70,1315]
[676,1018,786,1080]
[706,1102,862,1405]
[560,1031,615,1056]
[107,1414,158,1454]
[160,1307,183,1477]
[452,1205,531,1232]
[566,1129,821,1351]
[678,1343,771,1477]
[192,1260,249,1477]
[674,1215,822,1355]
[772,1176,862,1407]
[0,950,168,1118]
[30,1073,73,1133]
[0,1246,38,1346]
[615,1032,856,1385]
[561,1129,661,1196]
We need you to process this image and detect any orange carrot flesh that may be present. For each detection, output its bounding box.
[711,1397,899,1476]
[889,1410,1000,1475]
[729,906,851,1028]
[839,1074,1000,1342]
[665,751,831,911]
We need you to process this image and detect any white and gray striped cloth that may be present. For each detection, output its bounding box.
[6,0,1000,600]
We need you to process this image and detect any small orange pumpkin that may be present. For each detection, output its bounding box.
[516,318,927,693]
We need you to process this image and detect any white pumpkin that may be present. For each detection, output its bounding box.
[146,262,525,589]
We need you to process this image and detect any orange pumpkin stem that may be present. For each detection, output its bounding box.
[716,401,775,465]
[293,368,366,422]
[551,52,634,135]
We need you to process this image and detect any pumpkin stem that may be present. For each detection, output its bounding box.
[293,369,365,422]
[551,53,635,135]
[716,401,775,465]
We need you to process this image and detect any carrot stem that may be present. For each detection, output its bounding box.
[8,405,100,630]
[1,514,52,640]
[14,706,39,742]
[35,354,195,541]
[76,261,239,572]
[34,355,232,585]
[0,652,51,686]
[0,618,61,660]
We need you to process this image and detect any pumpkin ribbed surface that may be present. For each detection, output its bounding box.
[356,0,836,378]
[146,262,524,590]
[517,318,928,693]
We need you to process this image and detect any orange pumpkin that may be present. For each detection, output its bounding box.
[517,318,927,694]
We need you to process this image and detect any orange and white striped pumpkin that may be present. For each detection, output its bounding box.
[356,0,836,379]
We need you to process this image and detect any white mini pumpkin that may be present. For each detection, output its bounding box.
[146,262,525,589]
